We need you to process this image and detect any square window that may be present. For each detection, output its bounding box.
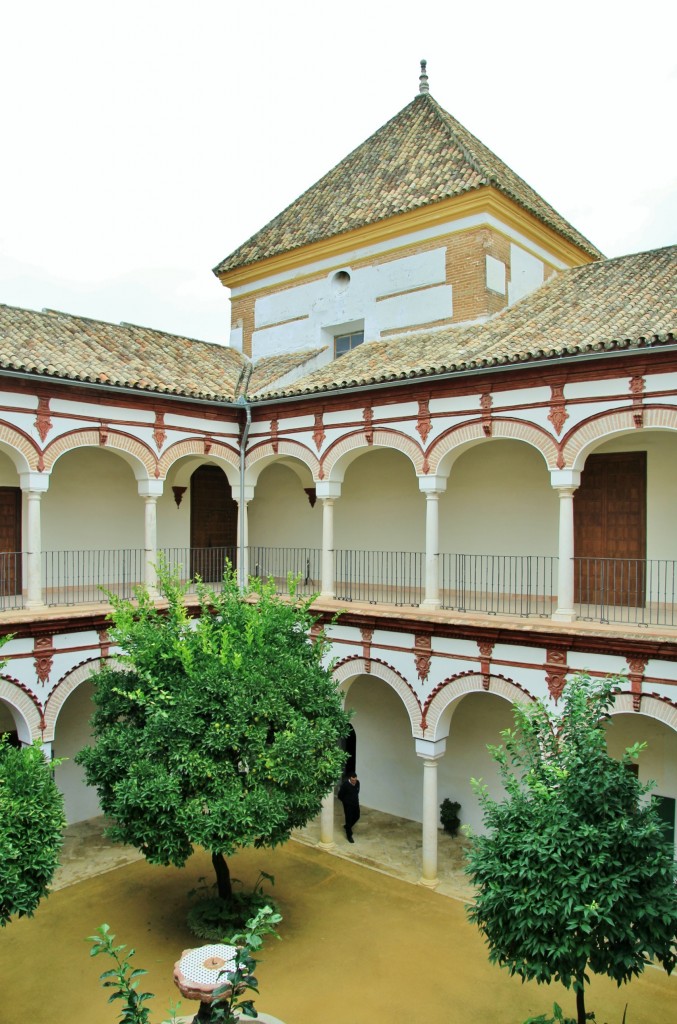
[334,330,364,358]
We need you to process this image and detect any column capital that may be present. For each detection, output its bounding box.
[415,737,447,760]
[550,469,581,490]
[19,471,50,493]
[418,474,447,495]
[137,479,164,498]
[231,483,255,503]
[316,480,342,500]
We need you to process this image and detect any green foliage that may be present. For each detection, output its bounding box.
[209,904,283,1023]
[466,674,677,1024]
[0,735,66,926]
[439,797,461,836]
[76,563,351,898]
[88,906,282,1024]
[187,871,279,941]
[88,924,154,1024]
[523,1001,627,1023]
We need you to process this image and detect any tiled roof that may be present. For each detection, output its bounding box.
[0,305,247,401]
[215,92,602,276]
[248,245,677,400]
[248,347,327,393]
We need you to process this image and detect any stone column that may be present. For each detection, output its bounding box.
[20,472,50,608]
[317,790,336,850]
[316,481,342,598]
[232,483,254,589]
[416,737,447,888]
[551,470,581,622]
[419,476,447,609]
[138,480,163,598]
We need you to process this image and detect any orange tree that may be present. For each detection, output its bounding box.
[77,567,349,910]
[466,674,677,1024]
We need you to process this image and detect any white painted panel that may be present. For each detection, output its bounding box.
[374,248,447,296]
[0,391,36,409]
[491,386,550,409]
[646,660,677,683]
[486,255,506,295]
[566,378,631,400]
[229,324,243,351]
[255,279,323,329]
[567,651,629,675]
[50,398,155,422]
[252,318,313,359]
[377,285,452,332]
[508,244,544,304]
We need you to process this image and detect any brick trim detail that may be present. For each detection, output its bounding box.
[158,438,239,478]
[611,692,677,731]
[42,429,158,476]
[422,672,533,741]
[0,421,41,472]
[0,677,43,741]
[332,656,423,737]
[245,439,320,480]
[321,429,425,480]
[564,406,677,470]
[42,656,123,741]
[426,419,559,474]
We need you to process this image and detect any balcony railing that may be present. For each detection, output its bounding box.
[0,548,676,629]
[0,552,22,610]
[441,554,558,618]
[574,557,677,627]
[334,549,424,606]
[43,549,145,606]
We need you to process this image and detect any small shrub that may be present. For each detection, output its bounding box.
[439,798,461,837]
[187,871,279,942]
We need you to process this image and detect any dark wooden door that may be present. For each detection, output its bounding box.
[190,466,237,581]
[574,452,646,605]
[0,487,21,596]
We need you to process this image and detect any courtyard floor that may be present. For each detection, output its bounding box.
[1,811,675,1024]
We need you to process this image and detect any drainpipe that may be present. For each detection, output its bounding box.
[236,394,252,592]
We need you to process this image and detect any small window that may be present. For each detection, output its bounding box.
[334,330,364,358]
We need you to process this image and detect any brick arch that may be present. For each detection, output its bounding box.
[0,677,43,742]
[610,692,677,733]
[564,407,677,471]
[333,656,423,736]
[427,420,558,475]
[321,429,424,481]
[42,429,157,478]
[423,671,533,742]
[42,657,123,741]
[245,440,321,483]
[0,422,40,472]
[158,438,240,480]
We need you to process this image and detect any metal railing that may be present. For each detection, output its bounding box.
[249,546,321,597]
[160,547,237,594]
[574,557,677,627]
[42,549,144,606]
[441,553,558,617]
[0,552,23,610]
[334,549,424,606]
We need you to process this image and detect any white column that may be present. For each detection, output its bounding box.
[416,737,447,888]
[551,470,581,622]
[20,472,50,608]
[138,480,163,598]
[419,476,447,609]
[316,481,342,598]
[232,483,254,589]
[317,790,336,850]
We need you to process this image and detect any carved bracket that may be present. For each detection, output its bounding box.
[34,636,54,685]
[417,398,432,443]
[545,648,568,703]
[547,384,569,435]
[480,392,492,437]
[414,634,432,682]
[313,411,326,452]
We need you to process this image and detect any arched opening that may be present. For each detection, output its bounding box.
[190,465,237,581]
[0,699,22,747]
[52,678,101,824]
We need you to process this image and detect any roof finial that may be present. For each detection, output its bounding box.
[419,59,429,95]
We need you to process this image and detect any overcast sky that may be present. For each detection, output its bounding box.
[1,0,675,346]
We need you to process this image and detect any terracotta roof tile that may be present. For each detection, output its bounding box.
[249,245,676,400]
[216,93,602,276]
[0,305,246,401]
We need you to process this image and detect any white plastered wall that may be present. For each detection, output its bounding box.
[52,679,102,823]
[334,449,424,551]
[437,691,513,835]
[42,448,143,549]
[0,451,20,485]
[248,464,322,549]
[441,439,558,555]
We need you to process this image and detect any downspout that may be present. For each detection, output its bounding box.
[236,390,252,592]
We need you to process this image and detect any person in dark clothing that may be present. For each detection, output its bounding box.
[338,772,360,842]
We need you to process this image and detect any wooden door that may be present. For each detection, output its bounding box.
[0,487,21,596]
[190,466,237,581]
[574,452,646,606]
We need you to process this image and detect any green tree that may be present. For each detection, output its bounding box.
[76,567,350,904]
[466,674,677,1024]
[0,735,66,926]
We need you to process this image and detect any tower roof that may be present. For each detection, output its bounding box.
[215,90,602,277]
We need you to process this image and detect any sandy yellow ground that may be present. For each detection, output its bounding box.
[1,841,675,1024]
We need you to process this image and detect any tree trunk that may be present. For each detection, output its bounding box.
[576,984,586,1024]
[212,851,233,903]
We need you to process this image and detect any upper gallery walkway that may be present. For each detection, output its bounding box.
[2,544,676,635]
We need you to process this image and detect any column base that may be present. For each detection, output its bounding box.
[24,598,46,610]
[552,608,576,622]
[316,840,336,852]
[419,598,441,610]
[418,876,439,890]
